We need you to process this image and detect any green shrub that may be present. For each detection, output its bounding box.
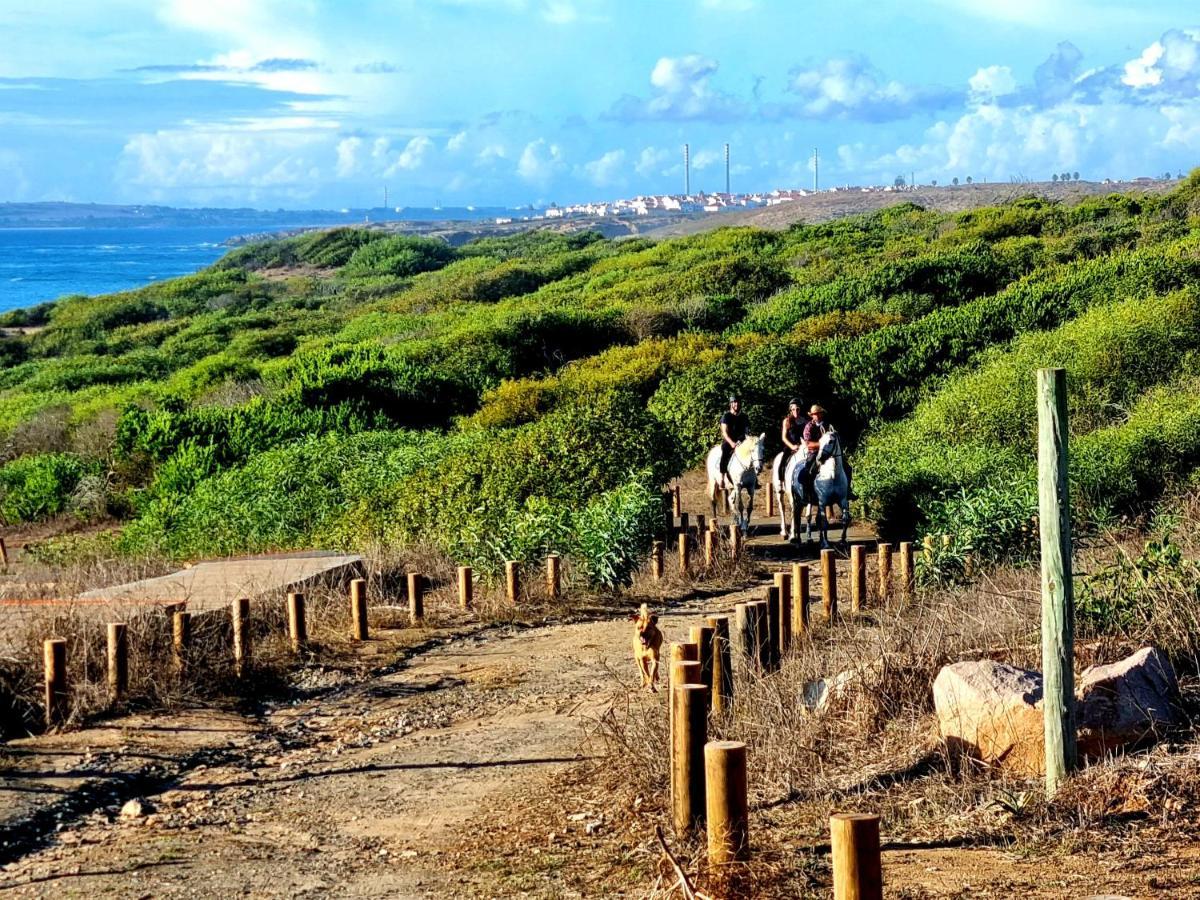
[342,234,456,278]
[0,453,91,523]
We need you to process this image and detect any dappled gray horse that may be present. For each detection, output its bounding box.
[790,428,849,548]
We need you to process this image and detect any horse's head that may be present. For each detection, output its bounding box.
[749,433,767,472]
[817,427,840,463]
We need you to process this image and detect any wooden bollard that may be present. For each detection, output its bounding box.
[0,536,8,568]
[680,512,690,540]
[664,496,674,538]
[899,542,914,603]
[546,554,561,601]
[734,603,757,673]
[821,549,838,621]
[106,623,127,703]
[408,572,424,624]
[651,541,664,580]
[172,610,191,675]
[773,571,792,656]
[505,560,520,605]
[669,642,700,689]
[703,530,717,569]
[705,615,734,714]
[877,543,893,604]
[673,484,682,517]
[690,624,715,697]
[792,563,810,636]
[765,587,781,669]
[850,545,866,613]
[752,600,771,672]
[696,513,706,537]
[678,532,690,575]
[287,592,307,652]
[729,524,743,561]
[706,740,750,865]
[350,578,369,641]
[831,813,883,900]
[923,534,935,561]
[458,566,473,610]
[232,597,250,677]
[43,639,67,727]
[671,684,709,836]
[766,482,776,517]
[672,659,703,688]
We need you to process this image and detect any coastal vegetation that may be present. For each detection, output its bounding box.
[3,173,1200,585]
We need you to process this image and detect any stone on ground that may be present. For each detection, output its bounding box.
[933,660,1045,776]
[1076,647,1178,758]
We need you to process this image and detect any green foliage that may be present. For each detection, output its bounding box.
[0,453,91,524]
[342,234,456,278]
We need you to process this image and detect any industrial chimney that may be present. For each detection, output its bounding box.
[724,143,730,196]
[683,143,690,196]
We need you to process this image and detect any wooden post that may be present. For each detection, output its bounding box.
[766,482,776,517]
[830,813,882,900]
[850,545,866,613]
[765,587,781,670]
[458,566,473,610]
[172,610,191,676]
[505,561,520,605]
[673,484,682,517]
[680,512,690,540]
[408,572,424,625]
[705,740,749,865]
[678,532,690,575]
[1038,367,1077,796]
[792,563,810,637]
[705,615,734,714]
[651,541,664,580]
[703,530,717,570]
[898,542,914,603]
[546,554,561,601]
[287,592,307,653]
[671,684,709,836]
[877,543,893,604]
[734,603,757,673]
[43,639,67,727]
[696,514,706,538]
[821,549,838,621]
[690,624,715,699]
[106,623,127,703]
[0,537,8,568]
[729,524,742,561]
[232,597,250,677]
[752,600,771,672]
[668,642,700,689]
[773,571,792,656]
[350,577,369,641]
[922,534,935,561]
[672,659,703,688]
[664,494,674,538]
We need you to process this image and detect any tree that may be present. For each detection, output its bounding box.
[894,175,907,188]
[952,177,959,186]
[1052,174,1059,182]
[965,176,973,184]
[1073,172,1080,181]
[930,179,938,187]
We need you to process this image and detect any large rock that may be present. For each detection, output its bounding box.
[933,660,1045,776]
[1076,647,1178,757]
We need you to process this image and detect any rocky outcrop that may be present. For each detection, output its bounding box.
[933,660,1046,776]
[1076,647,1178,758]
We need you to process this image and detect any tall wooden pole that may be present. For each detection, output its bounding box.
[850,545,866,613]
[671,684,709,835]
[898,542,914,604]
[505,561,520,605]
[705,740,749,865]
[107,623,128,703]
[792,563,810,637]
[350,577,369,641]
[705,615,733,714]
[876,543,893,604]
[287,592,307,653]
[43,639,67,727]
[1038,367,1077,795]
[831,813,883,900]
[232,597,250,677]
[546,554,561,601]
[458,566,473,610]
[408,572,424,625]
[821,549,838,621]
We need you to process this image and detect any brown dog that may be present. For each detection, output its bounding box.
[631,603,664,691]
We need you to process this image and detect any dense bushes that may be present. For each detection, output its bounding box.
[0,453,91,524]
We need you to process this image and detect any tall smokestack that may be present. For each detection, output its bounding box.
[683,143,690,196]
[725,143,730,195]
[813,147,819,192]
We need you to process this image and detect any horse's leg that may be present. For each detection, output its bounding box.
[841,494,850,545]
[746,487,755,534]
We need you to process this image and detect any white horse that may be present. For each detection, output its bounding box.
[770,451,808,540]
[705,434,767,534]
[790,428,849,548]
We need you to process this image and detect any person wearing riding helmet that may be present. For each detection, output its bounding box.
[719,395,750,487]
[780,398,805,477]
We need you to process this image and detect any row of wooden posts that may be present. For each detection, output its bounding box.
[41,555,573,728]
[661,546,913,898]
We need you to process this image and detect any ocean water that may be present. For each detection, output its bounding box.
[0,226,299,315]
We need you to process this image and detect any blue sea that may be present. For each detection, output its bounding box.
[0,225,308,315]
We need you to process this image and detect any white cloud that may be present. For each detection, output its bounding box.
[385,135,434,174]
[1122,29,1200,93]
[609,54,747,121]
[446,130,468,152]
[634,146,673,177]
[968,65,1018,101]
[335,136,361,177]
[779,56,960,122]
[692,149,721,170]
[581,148,625,186]
[517,138,565,184]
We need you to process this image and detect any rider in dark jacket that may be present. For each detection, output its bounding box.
[718,395,749,486]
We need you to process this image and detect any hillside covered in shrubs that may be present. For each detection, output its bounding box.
[4,173,1200,584]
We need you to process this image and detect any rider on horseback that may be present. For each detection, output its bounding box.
[719,395,750,488]
[803,404,855,500]
[780,398,805,480]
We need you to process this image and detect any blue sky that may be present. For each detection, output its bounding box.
[2,0,1199,208]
